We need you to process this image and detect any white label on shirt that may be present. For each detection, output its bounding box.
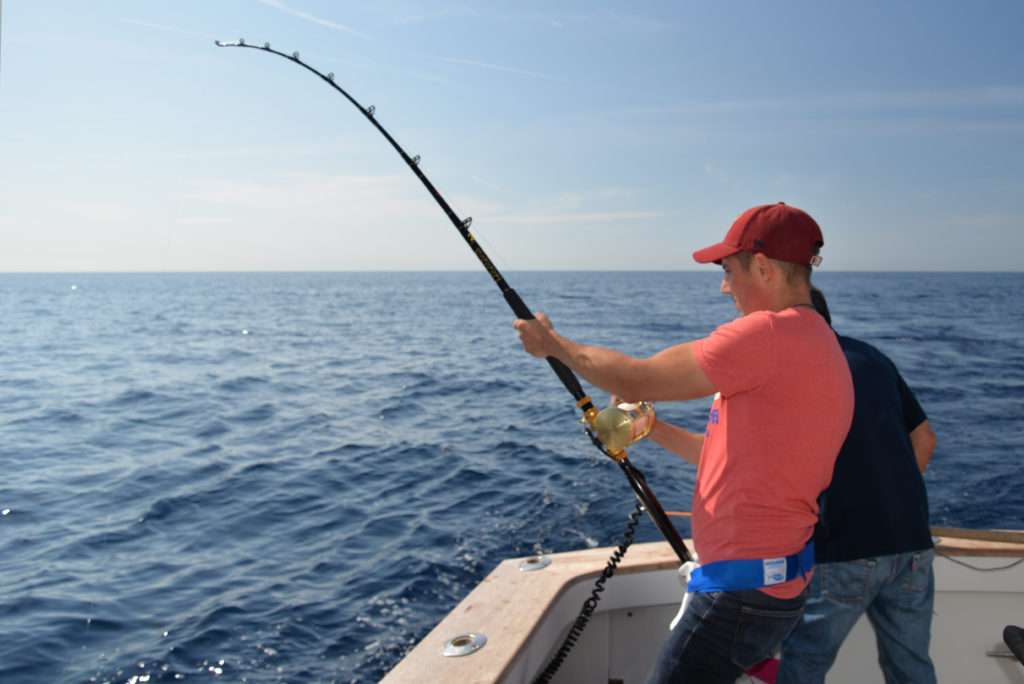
[763,557,787,586]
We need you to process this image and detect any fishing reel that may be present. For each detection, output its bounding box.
[584,400,656,461]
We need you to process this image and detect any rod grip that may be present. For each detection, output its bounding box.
[546,357,588,404]
[504,288,590,403]
[502,287,533,320]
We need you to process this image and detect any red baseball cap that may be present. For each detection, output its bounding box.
[692,202,824,266]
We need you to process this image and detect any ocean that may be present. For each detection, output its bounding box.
[1,271,1022,683]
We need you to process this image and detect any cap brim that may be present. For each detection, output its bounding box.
[692,242,740,264]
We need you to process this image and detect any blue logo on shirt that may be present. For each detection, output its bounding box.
[705,408,720,437]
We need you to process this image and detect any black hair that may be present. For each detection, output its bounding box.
[810,286,832,326]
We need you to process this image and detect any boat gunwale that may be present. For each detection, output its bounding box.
[382,533,1024,683]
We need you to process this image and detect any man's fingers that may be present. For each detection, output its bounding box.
[513,314,549,331]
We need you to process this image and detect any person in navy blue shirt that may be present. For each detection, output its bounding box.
[778,287,938,684]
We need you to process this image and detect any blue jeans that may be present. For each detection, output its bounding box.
[647,588,806,683]
[778,550,936,684]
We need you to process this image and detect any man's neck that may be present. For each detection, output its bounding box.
[761,286,812,313]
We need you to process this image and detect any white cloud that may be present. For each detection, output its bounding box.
[184,173,436,219]
[704,163,729,182]
[61,201,138,223]
[121,19,211,40]
[469,175,504,192]
[640,86,1024,116]
[175,216,236,226]
[945,211,1022,228]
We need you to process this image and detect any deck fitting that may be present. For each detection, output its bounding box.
[519,555,551,572]
[442,633,487,657]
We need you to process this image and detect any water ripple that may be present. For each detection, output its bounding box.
[0,271,1020,683]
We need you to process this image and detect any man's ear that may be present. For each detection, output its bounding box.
[751,252,773,283]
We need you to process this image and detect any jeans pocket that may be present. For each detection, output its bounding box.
[731,603,804,670]
[821,559,873,606]
[901,549,935,593]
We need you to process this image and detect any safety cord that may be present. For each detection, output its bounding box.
[934,549,1024,572]
[532,501,644,684]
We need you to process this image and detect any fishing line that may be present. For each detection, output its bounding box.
[213,39,691,565]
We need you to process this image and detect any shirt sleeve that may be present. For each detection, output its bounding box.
[891,362,927,432]
[692,312,776,398]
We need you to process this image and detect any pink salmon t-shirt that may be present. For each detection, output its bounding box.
[691,307,853,598]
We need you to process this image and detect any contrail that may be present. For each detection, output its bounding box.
[256,0,369,39]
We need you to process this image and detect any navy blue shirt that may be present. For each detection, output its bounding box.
[814,335,933,563]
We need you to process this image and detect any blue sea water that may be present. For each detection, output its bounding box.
[1,271,1022,683]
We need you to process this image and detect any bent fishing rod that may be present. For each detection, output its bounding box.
[215,39,690,564]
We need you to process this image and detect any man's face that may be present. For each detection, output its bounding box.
[720,254,756,315]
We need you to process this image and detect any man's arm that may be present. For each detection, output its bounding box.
[513,313,716,402]
[648,420,704,466]
[909,419,936,473]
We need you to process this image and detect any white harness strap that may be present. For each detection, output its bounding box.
[669,559,699,631]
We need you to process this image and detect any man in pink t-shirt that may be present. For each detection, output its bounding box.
[514,203,853,682]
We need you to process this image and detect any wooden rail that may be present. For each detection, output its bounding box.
[930,526,1024,546]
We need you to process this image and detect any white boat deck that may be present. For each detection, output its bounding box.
[383,533,1024,683]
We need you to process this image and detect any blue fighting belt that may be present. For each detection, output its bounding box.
[687,541,815,593]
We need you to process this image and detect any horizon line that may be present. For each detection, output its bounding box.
[1,269,1021,275]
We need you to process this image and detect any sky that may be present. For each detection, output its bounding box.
[0,1,1022,272]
